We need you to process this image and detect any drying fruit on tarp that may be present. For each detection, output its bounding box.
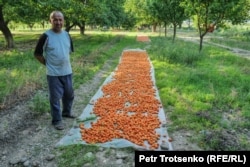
[136,35,150,42]
[80,50,161,149]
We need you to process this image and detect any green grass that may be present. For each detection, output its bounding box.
[148,35,250,150]
[56,144,99,166]
[0,49,46,105]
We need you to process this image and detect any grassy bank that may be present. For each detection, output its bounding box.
[148,36,250,150]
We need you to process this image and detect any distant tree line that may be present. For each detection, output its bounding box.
[0,0,249,51]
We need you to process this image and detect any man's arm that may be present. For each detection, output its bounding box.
[34,55,46,65]
[68,32,74,53]
[34,33,48,65]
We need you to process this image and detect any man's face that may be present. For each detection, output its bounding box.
[50,13,64,33]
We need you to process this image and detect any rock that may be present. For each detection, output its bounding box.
[98,147,104,152]
[9,149,27,165]
[96,151,107,164]
[110,149,116,154]
[22,157,29,162]
[160,143,169,150]
[32,160,40,167]
[1,155,6,161]
[67,131,74,136]
[133,146,148,151]
[35,126,43,132]
[9,158,21,165]
[162,124,167,128]
[45,154,55,161]
[73,125,79,128]
[2,150,7,156]
[83,152,95,161]
[199,130,212,136]
[185,132,192,137]
[116,152,128,159]
[115,159,123,165]
[23,160,30,167]
[82,163,92,167]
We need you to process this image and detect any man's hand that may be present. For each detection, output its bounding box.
[34,55,46,65]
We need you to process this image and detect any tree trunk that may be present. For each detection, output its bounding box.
[75,21,85,35]
[79,26,85,35]
[158,23,162,36]
[41,21,45,29]
[0,6,14,48]
[173,24,177,42]
[65,24,75,32]
[77,22,85,35]
[152,24,157,32]
[164,22,167,37]
[199,35,203,52]
[199,31,208,52]
[198,26,207,52]
[28,23,34,31]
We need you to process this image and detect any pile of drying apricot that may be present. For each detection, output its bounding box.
[80,50,162,149]
[136,35,150,42]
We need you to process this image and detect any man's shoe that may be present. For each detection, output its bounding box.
[54,122,65,130]
[62,114,77,119]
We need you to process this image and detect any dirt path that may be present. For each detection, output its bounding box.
[0,35,201,167]
[178,36,250,58]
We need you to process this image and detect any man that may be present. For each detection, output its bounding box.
[34,11,76,130]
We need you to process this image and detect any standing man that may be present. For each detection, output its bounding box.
[34,11,76,130]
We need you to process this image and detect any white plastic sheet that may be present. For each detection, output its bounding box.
[56,49,173,151]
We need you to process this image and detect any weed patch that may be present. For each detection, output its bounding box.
[57,144,99,167]
[29,91,50,114]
